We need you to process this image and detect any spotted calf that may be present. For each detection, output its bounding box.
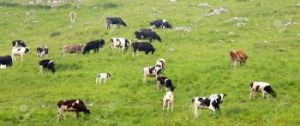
[96,73,112,85]
[162,91,174,111]
[250,82,276,99]
[192,93,226,117]
[56,99,90,122]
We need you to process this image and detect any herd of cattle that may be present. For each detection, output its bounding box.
[0,16,277,122]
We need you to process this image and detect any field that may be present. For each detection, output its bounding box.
[0,0,300,125]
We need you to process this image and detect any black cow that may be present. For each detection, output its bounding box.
[12,40,26,47]
[0,55,13,67]
[56,99,90,122]
[106,17,127,29]
[150,19,172,29]
[39,59,55,75]
[157,76,176,91]
[83,39,105,54]
[131,42,155,57]
[134,29,161,42]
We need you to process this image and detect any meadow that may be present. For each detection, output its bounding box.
[0,0,299,125]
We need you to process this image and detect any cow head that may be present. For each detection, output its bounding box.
[163,22,172,29]
[107,73,112,78]
[155,34,162,42]
[25,47,30,54]
[84,109,91,115]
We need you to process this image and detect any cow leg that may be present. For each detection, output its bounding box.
[171,102,174,111]
[132,52,135,58]
[250,91,253,99]
[63,111,66,120]
[76,111,80,118]
[104,78,107,84]
[156,81,161,90]
[262,92,266,99]
[143,75,147,84]
[21,54,24,61]
[56,109,61,122]
[194,105,199,117]
[167,101,170,111]
[162,101,166,110]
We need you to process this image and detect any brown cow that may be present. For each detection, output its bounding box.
[230,50,248,68]
[62,44,84,57]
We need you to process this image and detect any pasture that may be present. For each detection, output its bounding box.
[0,0,299,125]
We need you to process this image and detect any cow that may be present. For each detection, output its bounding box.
[0,55,13,67]
[110,37,131,52]
[250,82,276,99]
[37,46,49,58]
[192,93,226,117]
[134,29,162,42]
[11,47,30,61]
[150,19,172,29]
[155,58,166,70]
[230,50,248,68]
[83,39,105,55]
[106,17,127,29]
[56,99,90,122]
[162,91,174,111]
[96,73,112,85]
[61,44,84,57]
[131,42,155,57]
[143,66,162,83]
[69,11,77,24]
[156,76,176,92]
[12,40,26,47]
[39,59,55,76]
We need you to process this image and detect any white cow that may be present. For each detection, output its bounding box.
[162,91,174,111]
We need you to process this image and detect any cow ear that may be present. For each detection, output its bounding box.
[223,93,227,97]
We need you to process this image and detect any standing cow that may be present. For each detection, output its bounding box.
[230,50,248,68]
[61,44,84,57]
[110,37,131,52]
[11,46,30,61]
[39,59,55,75]
[83,39,105,54]
[134,29,162,42]
[57,99,90,122]
[250,82,276,99]
[106,17,127,29]
[131,42,156,57]
[150,19,172,29]
[37,46,49,58]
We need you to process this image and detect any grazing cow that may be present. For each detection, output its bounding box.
[156,76,176,91]
[83,39,105,54]
[134,29,162,42]
[230,50,248,68]
[150,19,172,29]
[155,58,166,70]
[69,11,77,24]
[110,37,131,52]
[106,17,127,29]
[36,46,49,57]
[61,44,84,57]
[57,99,90,122]
[192,93,226,117]
[12,40,26,47]
[162,91,174,111]
[143,66,162,83]
[0,55,13,67]
[39,59,55,75]
[11,47,30,61]
[96,73,112,85]
[131,42,156,57]
[250,82,276,99]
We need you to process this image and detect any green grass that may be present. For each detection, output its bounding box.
[0,0,300,125]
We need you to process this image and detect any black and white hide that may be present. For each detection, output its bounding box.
[150,19,172,29]
[134,29,162,42]
[131,42,155,57]
[156,76,175,92]
[11,46,30,61]
[96,73,112,85]
[56,99,90,122]
[106,17,127,29]
[192,93,226,117]
[39,59,55,75]
[83,39,105,54]
[36,46,49,58]
[110,37,131,52]
[250,82,276,99]
[142,66,162,83]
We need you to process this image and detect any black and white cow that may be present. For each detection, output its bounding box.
[150,19,172,29]
[11,47,30,61]
[37,46,49,57]
[110,37,131,52]
[157,76,176,92]
[162,91,174,111]
[106,17,127,29]
[83,39,105,54]
[56,99,90,122]
[192,93,226,117]
[143,66,162,83]
[131,42,155,57]
[39,59,55,75]
[96,73,112,85]
[12,40,26,47]
[0,55,13,69]
[134,29,162,42]
[250,82,276,99]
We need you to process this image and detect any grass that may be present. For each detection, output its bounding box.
[0,0,300,125]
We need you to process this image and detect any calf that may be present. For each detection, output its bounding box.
[56,99,90,122]
[155,58,166,70]
[134,29,162,42]
[61,44,84,57]
[230,50,248,68]
[131,42,156,57]
[106,17,127,29]
[110,37,131,52]
[156,76,175,92]
[250,82,276,99]
[150,19,172,29]
[192,93,226,117]
[12,40,26,47]
[11,47,30,61]
[39,59,55,75]
[83,39,105,54]
[162,91,174,111]
[143,66,162,83]
[0,55,13,67]
[96,73,112,85]
[36,46,49,58]
[69,11,77,24]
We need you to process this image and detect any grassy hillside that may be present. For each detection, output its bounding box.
[0,0,299,125]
